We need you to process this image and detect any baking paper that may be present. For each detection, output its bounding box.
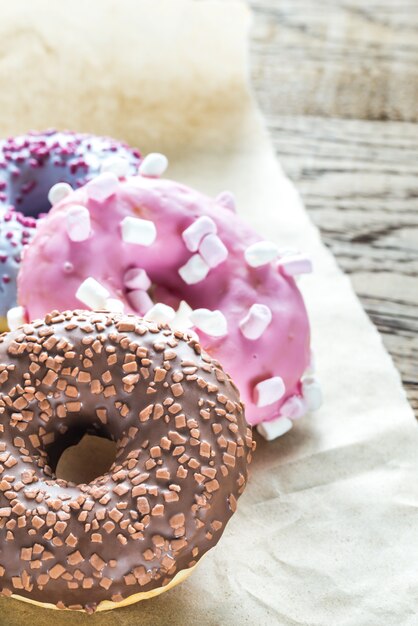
[0,1,417,624]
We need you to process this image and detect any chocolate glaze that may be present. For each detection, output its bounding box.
[0,310,254,612]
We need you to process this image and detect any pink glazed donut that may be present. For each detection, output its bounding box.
[16,154,322,440]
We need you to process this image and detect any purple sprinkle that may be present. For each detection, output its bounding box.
[21,180,37,194]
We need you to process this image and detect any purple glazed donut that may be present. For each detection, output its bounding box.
[0,130,141,218]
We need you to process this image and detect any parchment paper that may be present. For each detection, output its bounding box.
[0,1,417,625]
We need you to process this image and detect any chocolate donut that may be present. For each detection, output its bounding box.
[0,310,253,612]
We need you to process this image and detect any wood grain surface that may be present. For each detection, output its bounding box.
[249,0,418,121]
[248,0,418,414]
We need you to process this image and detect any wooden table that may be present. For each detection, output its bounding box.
[248,0,418,415]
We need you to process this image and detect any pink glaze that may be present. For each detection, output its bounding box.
[18,175,311,426]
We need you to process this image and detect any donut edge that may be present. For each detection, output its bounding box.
[6,557,202,613]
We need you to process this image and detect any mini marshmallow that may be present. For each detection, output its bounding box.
[257,417,293,441]
[48,182,73,206]
[305,350,316,376]
[105,298,125,313]
[145,303,176,324]
[189,308,227,337]
[245,241,280,268]
[121,216,157,246]
[199,234,228,268]
[123,267,151,291]
[76,277,110,310]
[216,190,236,212]
[253,376,285,407]
[172,300,194,332]
[239,303,272,340]
[277,254,313,277]
[100,156,131,178]
[128,289,153,315]
[178,254,210,285]
[182,216,217,253]
[277,247,299,258]
[65,205,91,242]
[139,153,168,177]
[280,395,307,420]
[302,377,323,411]
[7,306,26,331]
[86,172,119,202]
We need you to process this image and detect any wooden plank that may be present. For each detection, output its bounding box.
[248,0,418,122]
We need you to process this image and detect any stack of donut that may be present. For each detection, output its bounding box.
[0,130,141,330]
[0,129,322,612]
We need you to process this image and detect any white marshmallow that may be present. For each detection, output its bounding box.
[216,190,236,212]
[280,395,307,420]
[48,182,73,206]
[199,234,228,268]
[302,377,323,411]
[121,216,157,246]
[277,247,299,258]
[7,306,26,331]
[139,153,168,177]
[86,172,119,202]
[182,216,217,253]
[76,277,110,310]
[105,298,125,313]
[172,300,194,332]
[253,376,286,407]
[239,303,272,340]
[101,156,131,178]
[65,205,91,242]
[257,417,293,441]
[245,241,280,268]
[277,254,313,277]
[189,308,227,337]
[145,303,176,324]
[305,350,316,376]
[128,289,154,315]
[123,267,151,291]
[178,254,210,285]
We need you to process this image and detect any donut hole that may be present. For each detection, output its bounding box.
[54,434,117,484]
